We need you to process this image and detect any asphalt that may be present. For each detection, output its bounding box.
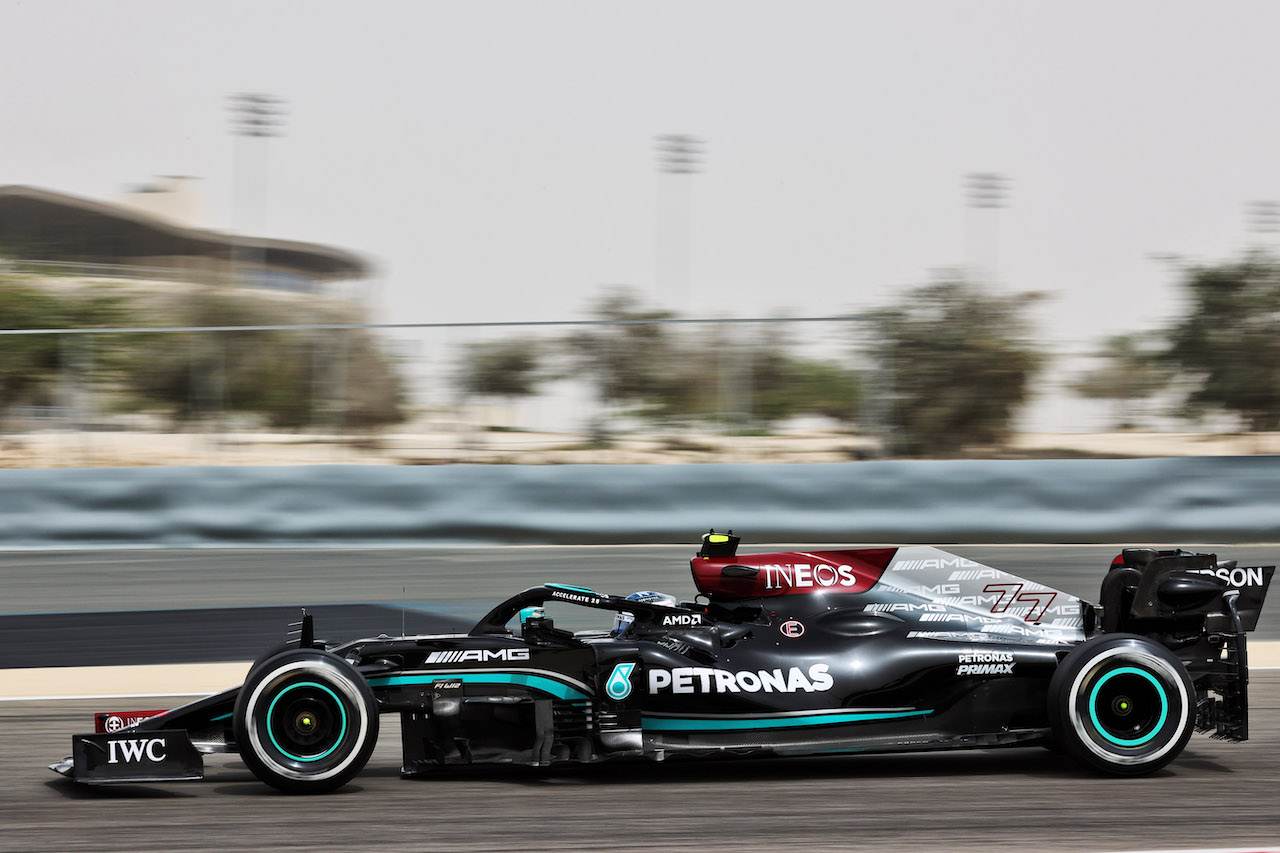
[3,678,1277,853]
[0,605,471,669]
[1,545,1278,851]
[1,544,1276,641]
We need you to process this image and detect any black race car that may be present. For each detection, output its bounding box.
[51,532,1273,793]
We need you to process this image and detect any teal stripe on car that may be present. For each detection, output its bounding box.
[545,583,599,594]
[642,709,932,732]
[367,672,590,701]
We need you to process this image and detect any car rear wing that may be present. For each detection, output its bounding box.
[1100,549,1273,634]
[1098,549,1273,742]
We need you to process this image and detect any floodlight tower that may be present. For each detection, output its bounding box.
[227,92,287,285]
[654,134,705,310]
[1246,200,1280,250]
[964,171,1010,281]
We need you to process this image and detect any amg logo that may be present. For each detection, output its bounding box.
[1191,566,1266,588]
[107,737,167,764]
[893,557,979,572]
[981,623,1036,636]
[762,564,859,590]
[948,568,1002,581]
[661,613,702,626]
[908,630,1000,642]
[865,603,946,613]
[936,594,1002,608]
[425,649,531,664]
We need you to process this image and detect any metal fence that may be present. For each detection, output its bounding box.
[0,314,911,467]
[0,307,1213,467]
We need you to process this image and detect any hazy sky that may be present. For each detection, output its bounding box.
[4,0,1279,354]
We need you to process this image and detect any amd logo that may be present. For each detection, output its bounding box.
[661,614,702,626]
[107,737,167,764]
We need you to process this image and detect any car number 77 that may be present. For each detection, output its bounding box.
[983,583,1057,622]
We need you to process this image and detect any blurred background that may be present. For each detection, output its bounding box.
[4,0,1280,467]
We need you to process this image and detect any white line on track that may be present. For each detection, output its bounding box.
[0,661,250,701]
[1105,848,1279,853]
[0,692,208,702]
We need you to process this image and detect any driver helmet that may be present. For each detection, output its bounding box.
[611,590,678,637]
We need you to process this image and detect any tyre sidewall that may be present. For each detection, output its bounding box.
[1049,634,1195,776]
[233,649,379,793]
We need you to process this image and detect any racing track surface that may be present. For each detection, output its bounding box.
[0,546,1277,667]
[2,544,1279,635]
[1,546,1279,851]
[3,678,1278,853]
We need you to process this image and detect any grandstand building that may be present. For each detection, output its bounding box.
[0,179,368,294]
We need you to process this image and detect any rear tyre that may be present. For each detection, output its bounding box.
[1048,634,1195,776]
[233,649,379,794]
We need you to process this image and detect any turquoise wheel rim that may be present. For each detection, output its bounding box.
[1088,666,1169,747]
[265,681,349,763]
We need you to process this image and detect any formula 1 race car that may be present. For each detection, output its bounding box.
[51,532,1273,793]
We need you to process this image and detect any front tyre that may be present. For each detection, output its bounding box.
[1048,634,1194,776]
[233,649,379,794]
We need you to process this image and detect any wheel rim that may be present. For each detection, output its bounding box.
[1066,645,1189,766]
[1087,666,1168,747]
[265,681,349,763]
[244,659,372,783]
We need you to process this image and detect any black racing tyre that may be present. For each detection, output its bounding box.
[233,649,379,794]
[1047,634,1195,776]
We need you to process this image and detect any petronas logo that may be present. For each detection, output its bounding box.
[606,662,637,700]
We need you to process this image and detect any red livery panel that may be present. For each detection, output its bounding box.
[690,548,899,599]
[94,710,169,733]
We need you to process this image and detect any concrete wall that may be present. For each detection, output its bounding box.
[1,456,1277,548]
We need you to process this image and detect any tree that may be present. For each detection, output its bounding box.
[871,277,1044,456]
[118,289,405,430]
[640,327,861,429]
[454,337,546,429]
[1164,254,1280,431]
[1070,335,1171,429]
[456,338,545,400]
[741,327,860,426]
[0,276,130,429]
[562,289,862,431]
[563,289,679,437]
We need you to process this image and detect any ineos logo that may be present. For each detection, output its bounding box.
[107,737,167,764]
[779,620,805,638]
[103,716,125,732]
